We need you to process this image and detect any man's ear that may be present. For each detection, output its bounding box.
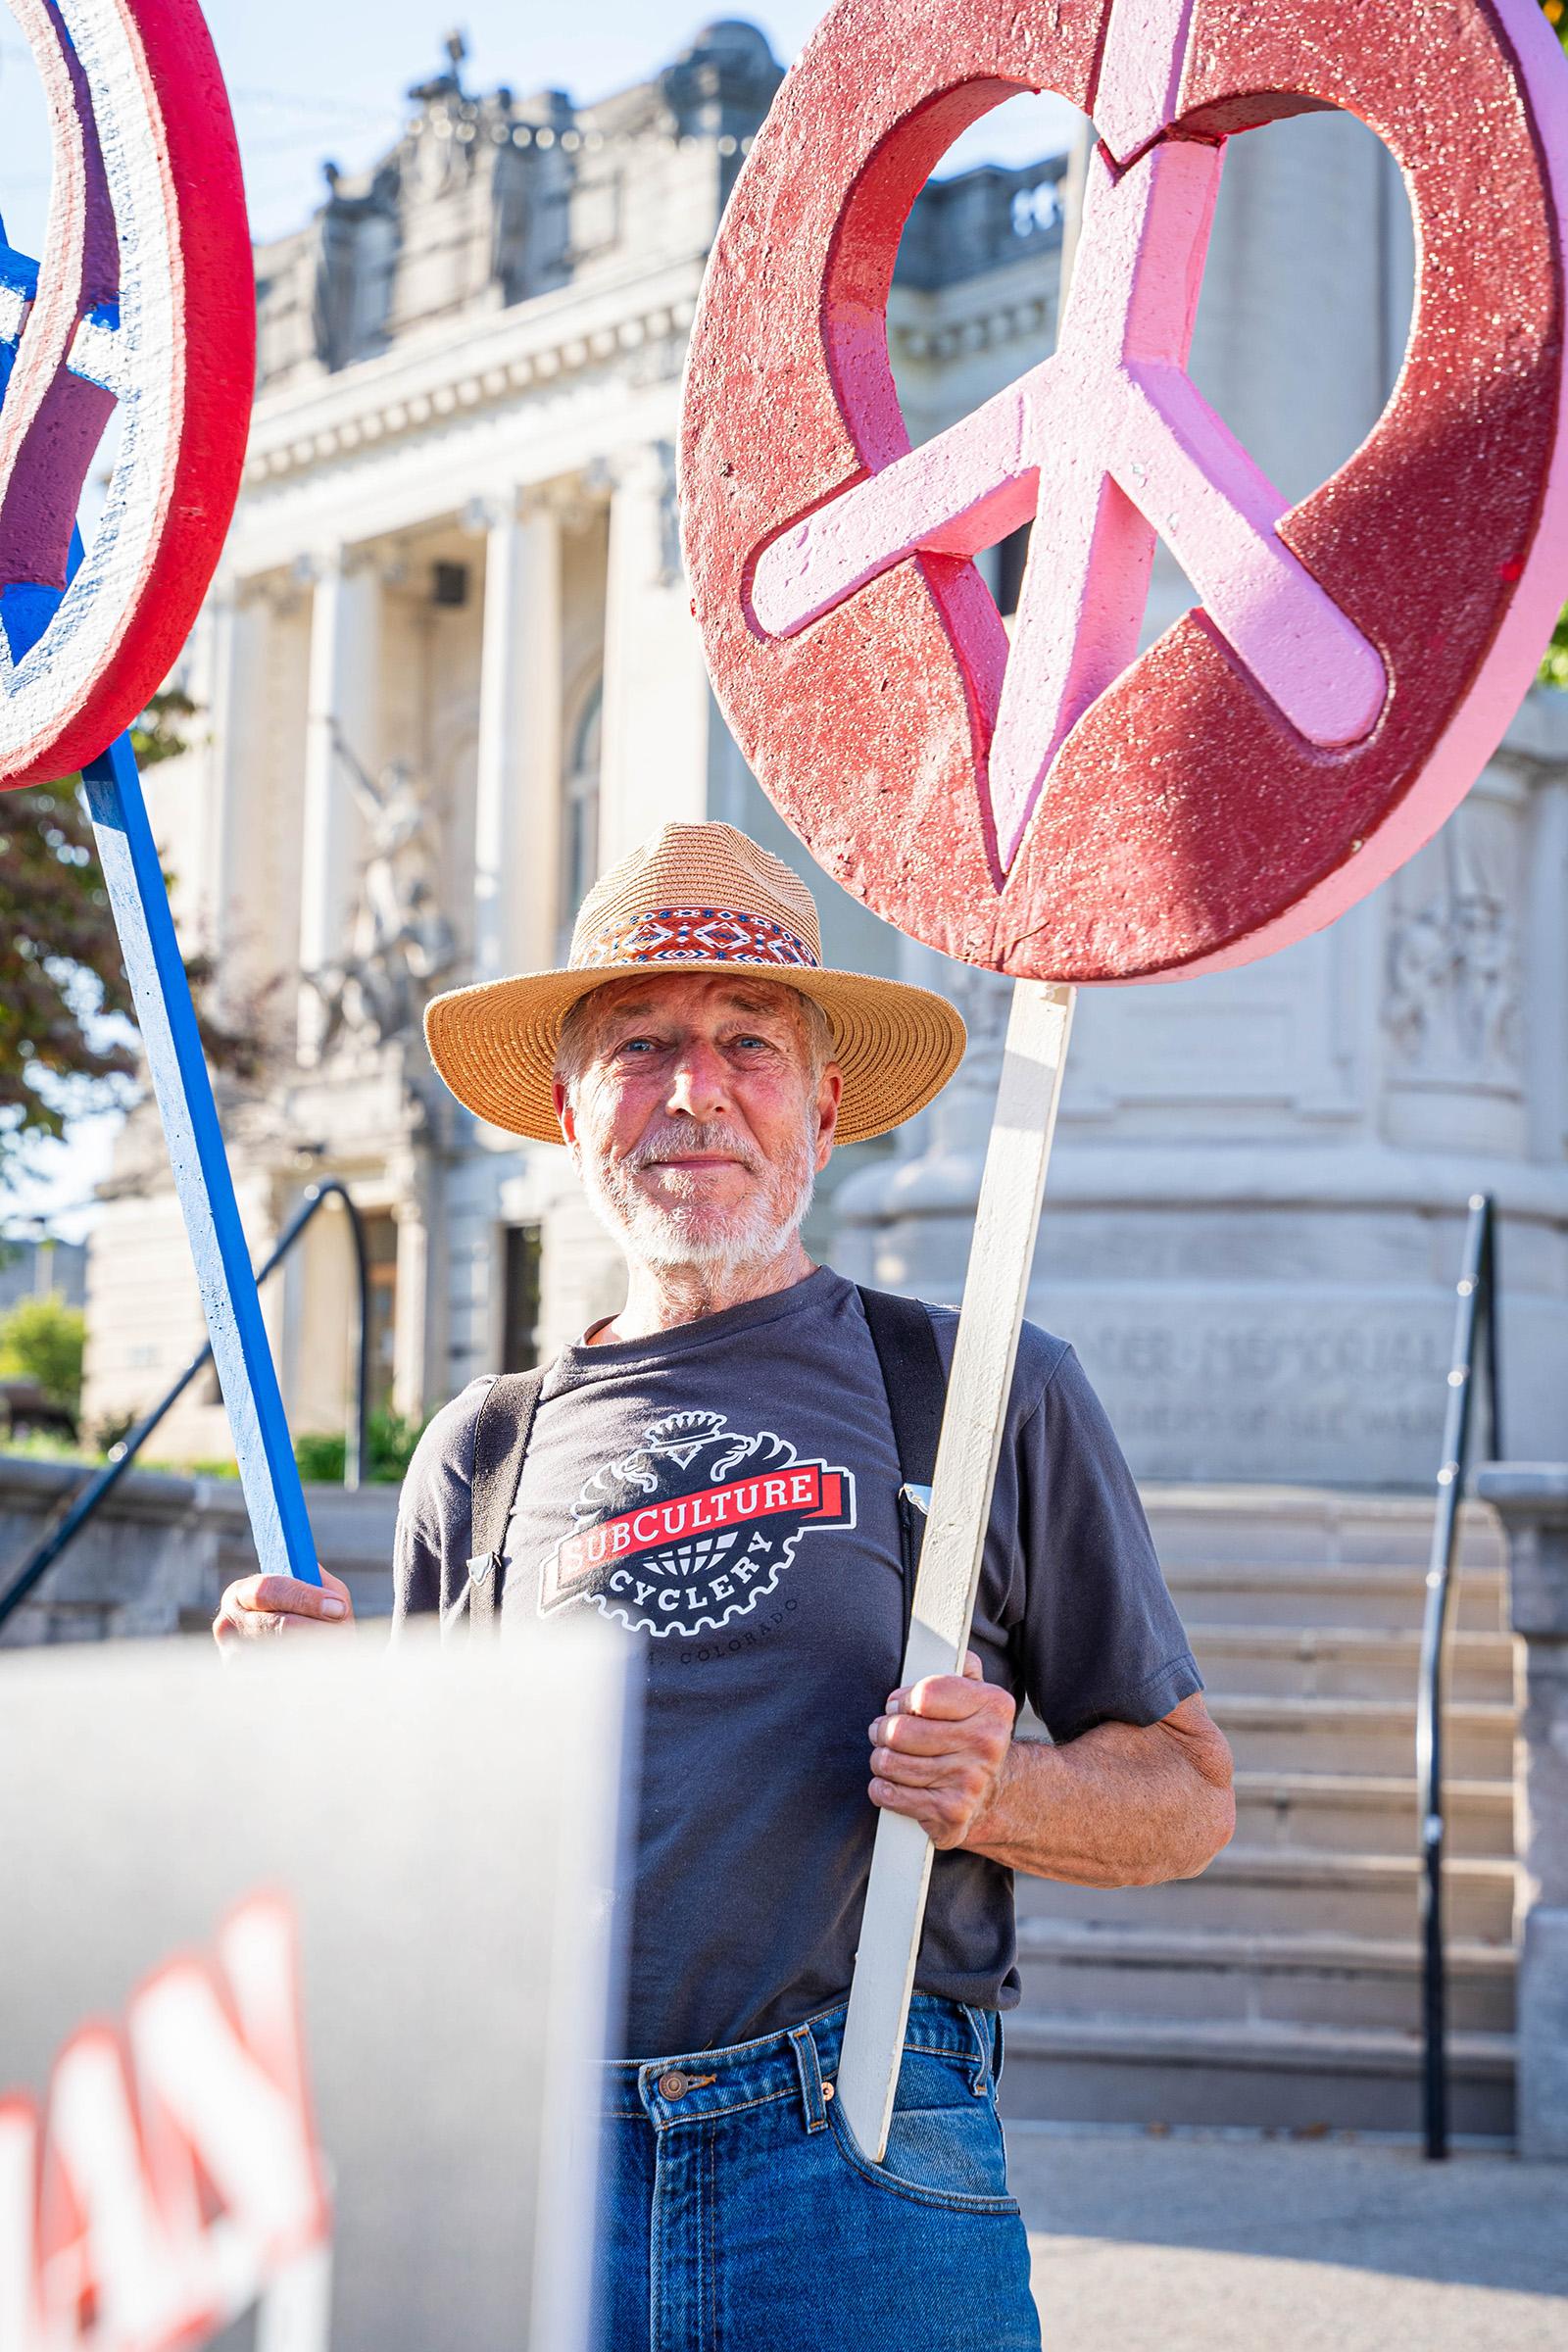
[814,1062,843,1171]
[553,1076,576,1149]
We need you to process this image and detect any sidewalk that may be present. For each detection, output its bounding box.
[1009,2127,1568,2351]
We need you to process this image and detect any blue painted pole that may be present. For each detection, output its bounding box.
[80,731,320,1586]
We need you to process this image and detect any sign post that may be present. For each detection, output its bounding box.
[0,1,318,1584]
[834,977,1074,2159]
[682,0,1568,2156]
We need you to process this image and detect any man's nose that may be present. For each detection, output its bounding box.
[666,1042,731,1120]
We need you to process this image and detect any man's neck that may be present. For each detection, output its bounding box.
[592,1240,816,1345]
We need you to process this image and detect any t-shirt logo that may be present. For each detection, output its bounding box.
[537,1409,858,1638]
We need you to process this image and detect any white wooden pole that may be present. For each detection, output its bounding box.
[837,977,1077,2163]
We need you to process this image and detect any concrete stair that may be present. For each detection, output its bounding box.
[1002,1489,1518,2139]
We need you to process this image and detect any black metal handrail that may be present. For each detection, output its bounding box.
[1418,1191,1501,2162]
[0,1180,369,1632]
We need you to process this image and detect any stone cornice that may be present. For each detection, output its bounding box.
[837,1142,1568,1226]
[889,286,1054,368]
[243,258,705,489]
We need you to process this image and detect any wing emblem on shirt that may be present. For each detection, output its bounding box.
[537,1411,858,1639]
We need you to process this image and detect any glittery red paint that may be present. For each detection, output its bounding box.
[680,0,1568,982]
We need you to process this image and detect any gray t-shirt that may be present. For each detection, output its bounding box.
[392,1265,1200,2059]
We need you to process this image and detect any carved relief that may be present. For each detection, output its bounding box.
[1384,801,1523,1080]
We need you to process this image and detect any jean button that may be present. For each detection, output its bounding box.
[659,2070,691,2099]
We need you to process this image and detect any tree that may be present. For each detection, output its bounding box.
[0,694,265,1182]
[0,1291,86,1417]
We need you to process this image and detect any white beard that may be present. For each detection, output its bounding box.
[575,1116,816,1278]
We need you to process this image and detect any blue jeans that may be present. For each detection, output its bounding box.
[594,1994,1041,2350]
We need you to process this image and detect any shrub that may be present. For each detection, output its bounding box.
[0,1291,85,1416]
[294,1406,427,1487]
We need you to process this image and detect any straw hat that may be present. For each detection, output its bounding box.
[423,822,966,1146]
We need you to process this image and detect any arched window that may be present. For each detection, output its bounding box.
[559,676,602,956]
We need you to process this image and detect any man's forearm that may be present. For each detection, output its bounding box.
[961,1706,1235,1887]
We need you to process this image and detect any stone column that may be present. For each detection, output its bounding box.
[1473,1467,1568,2160]
[598,442,709,864]
[472,491,564,983]
[835,952,1009,1299]
[202,582,270,1022]
[298,548,381,1058]
[390,1186,430,1426]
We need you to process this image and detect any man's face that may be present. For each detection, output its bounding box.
[553,973,842,1274]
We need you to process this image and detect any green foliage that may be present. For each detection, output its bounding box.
[295,1406,428,1487]
[0,1428,102,1466]
[1545,0,1568,44]
[1542,604,1568,689]
[0,691,267,1179]
[0,1290,86,1415]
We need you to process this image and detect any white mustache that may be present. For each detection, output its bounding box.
[626,1121,762,1176]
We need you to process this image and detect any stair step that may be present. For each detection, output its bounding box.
[1191,1625,1514,1703]
[1208,1694,1515,1778]
[1000,1488,1520,2135]
[1014,1919,1516,2034]
[1233,1771,1513,1859]
[1164,1562,1505,1633]
[998,2012,1516,2135]
[1016,1846,1518,1940]
[1142,1488,1504,1574]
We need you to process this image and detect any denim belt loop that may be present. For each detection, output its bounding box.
[962,2005,993,2096]
[789,2021,830,2132]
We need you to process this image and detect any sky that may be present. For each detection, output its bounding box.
[0,5,1079,1241]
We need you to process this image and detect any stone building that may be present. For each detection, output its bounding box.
[83,20,1568,1494]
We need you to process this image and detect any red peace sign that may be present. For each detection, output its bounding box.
[0,0,254,792]
[680,0,1568,981]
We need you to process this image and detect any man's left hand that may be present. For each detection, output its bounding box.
[868,1651,1016,1851]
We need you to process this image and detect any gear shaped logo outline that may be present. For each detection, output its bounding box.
[536,1409,857,1639]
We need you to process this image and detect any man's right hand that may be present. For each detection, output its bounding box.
[213,1567,354,1652]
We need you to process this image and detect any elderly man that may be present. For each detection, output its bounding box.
[215,821,1233,2351]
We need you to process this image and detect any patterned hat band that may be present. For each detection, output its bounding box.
[575,906,819,972]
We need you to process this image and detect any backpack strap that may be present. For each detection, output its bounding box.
[857,1285,948,1642]
[466,1367,549,1635]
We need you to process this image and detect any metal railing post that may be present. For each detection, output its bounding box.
[331,1182,371,1493]
[1417,1192,1500,2161]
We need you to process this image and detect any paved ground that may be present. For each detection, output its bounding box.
[1008,2127,1568,2351]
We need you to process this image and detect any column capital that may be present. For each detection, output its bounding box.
[464,481,597,536]
[209,569,270,617]
[589,439,675,499]
[598,440,681,587]
[298,541,393,589]
[462,492,517,537]
[529,477,598,527]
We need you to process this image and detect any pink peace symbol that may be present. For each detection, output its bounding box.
[0,0,254,793]
[681,0,1568,982]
